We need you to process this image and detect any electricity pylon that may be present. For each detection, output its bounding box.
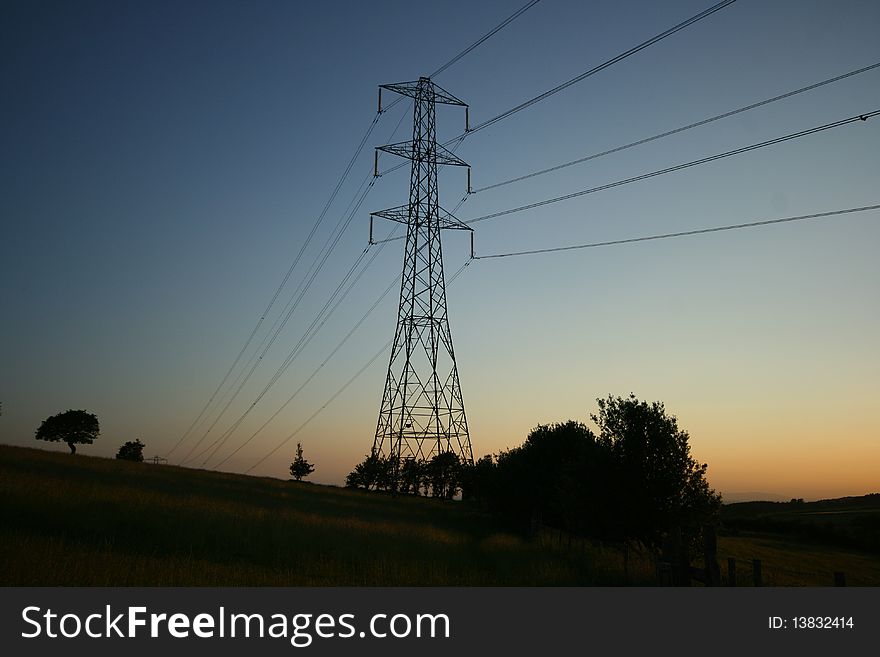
[370,77,474,469]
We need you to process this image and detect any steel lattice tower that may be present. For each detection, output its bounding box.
[370,77,474,467]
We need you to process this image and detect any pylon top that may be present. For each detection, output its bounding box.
[380,78,467,107]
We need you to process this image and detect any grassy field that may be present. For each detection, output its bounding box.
[716,534,880,586]
[2,445,877,586]
[0,445,638,586]
[716,495,880,586]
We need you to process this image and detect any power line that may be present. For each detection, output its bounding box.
[468,0,738,135]
[183,181,378,466]
[378,0,739,177]
[198,234,386,467]
[381,0,543,114]
[168,113,383,460]
[473,60,880,194]
[164,314,264,459]
[190,117,424,466]
[211,259,403,469]
[467,109,880,225]
[243,337,393,475]
[430,0,542,77]
[176,105,410,465]
[473,204,880,259]
[242,261,473,475]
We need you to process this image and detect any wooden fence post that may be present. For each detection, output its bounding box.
[752,559,762,587]
[834,572,846,587]
[657,561,673,586]
[727,557,736,587]
[703,527,721,586]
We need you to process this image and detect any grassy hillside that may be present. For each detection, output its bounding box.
[0,445,635,586]
[3,445,877,586]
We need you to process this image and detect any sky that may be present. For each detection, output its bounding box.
[1,0,878,501]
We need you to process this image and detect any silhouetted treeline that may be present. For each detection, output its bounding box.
[347,395,722,551]
[467,396,721,549]
[346,451,464,499]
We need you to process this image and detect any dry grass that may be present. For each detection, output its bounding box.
[717,534,880,586]
[5,445,875,586]
[0,445,620,586]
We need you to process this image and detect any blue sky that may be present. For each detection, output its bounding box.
[2,0,878,498]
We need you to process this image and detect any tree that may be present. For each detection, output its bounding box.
[591,394,722,549]
[35,409,99,455]
[289,442,315,481]
[423,452,462,499]
[398,457,425,495]
[477,395,721,550]
[345,452,466,498]
[116,439,145,462]
[488,420,611,533]
[345,454,394,491]
[460,454,497,503]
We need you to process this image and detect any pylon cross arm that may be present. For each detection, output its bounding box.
[438,206,471,231]
[371,205,472,231]
[377,141,467,167]
[370,206,409,224]
[380,79,467,107]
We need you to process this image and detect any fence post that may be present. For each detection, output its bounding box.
[727,557,736,587]
[703,527,721,586]
[834,572,846,587]
[752,559,762,587]
[660,528,686,585]
[657,561,672,586]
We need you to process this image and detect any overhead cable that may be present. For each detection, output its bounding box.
[467,109,880,225]
[473,61,880,193]
[473,204,880,259]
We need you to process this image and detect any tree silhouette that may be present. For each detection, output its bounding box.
[35,409,99,455]
[460,454,495,502]
[399,457,425,495]
[289,442,315,481]
[472,395,720,549]
[425,452,462,499]
[345,452,463,497]
[591,393,722,549]
[346,454,392,491]
[485,420,609,533]
[116,439,145,462]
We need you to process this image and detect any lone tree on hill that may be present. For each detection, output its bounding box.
[35,409,99,455]
[289,442,315,481]
[116,439,145,462]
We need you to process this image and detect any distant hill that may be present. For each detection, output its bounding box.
[720,493,880,554]
[721,491,791,503]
